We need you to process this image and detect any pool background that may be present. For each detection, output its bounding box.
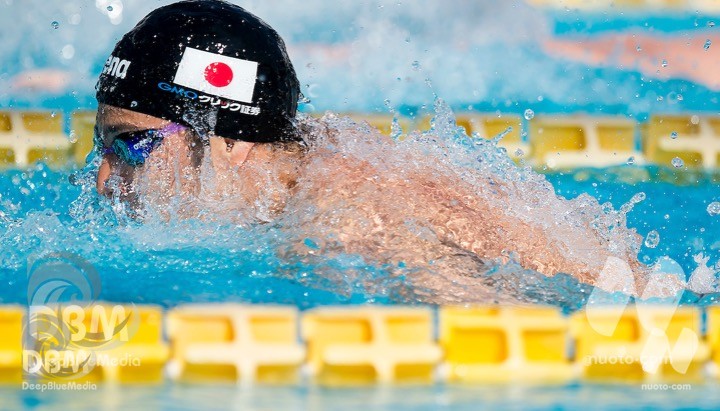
[3,382,720,411]
[2,0,719,117]
[1,0,720,310]
[2,164,719,310]
[2,1,720,410]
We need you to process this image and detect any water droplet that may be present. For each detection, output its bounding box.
[524,109,535,120]
[411,60,421,71]
[107,5,113,11]
[61,44,75,59]
[709,21,716,28]
[69,130,78,143]
[515,148,524,157]
[671,157,684,168]
[670,131,678,139]
[708,202,720,216]
[705,39,712,51]
[691,115,700,125]
[130,101,138,108]
[676,94,683,101]
[50,111,56,118]
[661,59,668,67]
[390,116,403,140]
[626,156,635,165]
[644,230,660,248]
[51,21,59,29]
[636,45,642,52]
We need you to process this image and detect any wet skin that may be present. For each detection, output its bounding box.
[95,104,257,196]
[94,105,682,301]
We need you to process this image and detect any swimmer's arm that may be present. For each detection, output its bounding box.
[405,173,652,291]
[302,153,656,296]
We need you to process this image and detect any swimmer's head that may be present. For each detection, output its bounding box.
[95,0,300,143]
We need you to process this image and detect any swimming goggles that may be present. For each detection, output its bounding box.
[97,123,187,166]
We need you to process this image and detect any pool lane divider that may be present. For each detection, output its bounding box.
[570,305,709,382]
[18,304,168,384]
[440,306,573,383]
[2,303,720,386]
[302,306,441,385]
[4,110,720,171]
[166,304,305,384]
[0,111,73,168]
[706,306,720,375]
[0,306,24,383]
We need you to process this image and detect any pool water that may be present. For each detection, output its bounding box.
[3,382,720,411]
[1,156,720,309]
[2,1,720,409]
[2,1,719,117]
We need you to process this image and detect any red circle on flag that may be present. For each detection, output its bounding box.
[204,62,233,88]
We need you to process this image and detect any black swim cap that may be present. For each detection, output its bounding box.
[96,0,300,142]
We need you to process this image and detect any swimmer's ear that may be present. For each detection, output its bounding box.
[97,157,112,195]
[224,138,255,165]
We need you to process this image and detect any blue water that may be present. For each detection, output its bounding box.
[552,11,720,36]
[2,1,720,116]
[2,1,720,409]
[1,161,719,310]
[2,382,720,411]
[551,169,720,271]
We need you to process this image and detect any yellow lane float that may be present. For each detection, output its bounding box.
[645,115,720,170]
[0,111,73,168]
[23,304,168,384]
[440,306,573,383]
[167,304,305,384]
[571,305,709,382]
[529,115,641,169]
[302,306,442,385]
[0,306,24,384]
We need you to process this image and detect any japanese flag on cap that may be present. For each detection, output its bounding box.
[173,46,259,104]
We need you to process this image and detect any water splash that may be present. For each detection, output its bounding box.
[708,202,720,216]
[687,254,718,294]
[644,230,660,249]
[0,102,699,308]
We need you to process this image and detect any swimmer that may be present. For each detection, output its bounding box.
[94,0,683,302]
